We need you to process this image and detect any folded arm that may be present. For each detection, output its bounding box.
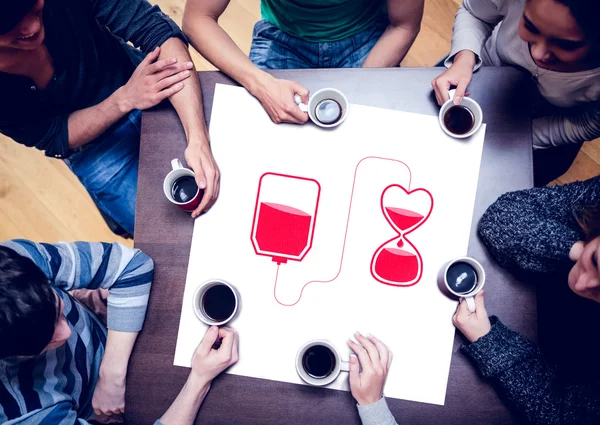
[362,0,424,68]
[478,176,600,273]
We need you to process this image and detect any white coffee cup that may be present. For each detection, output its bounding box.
[294,88,349,128]
[438,89,483,139]
[192,279,240,326]
[441,257,486,312]
[296,340,349,386]
[163,159,202,212]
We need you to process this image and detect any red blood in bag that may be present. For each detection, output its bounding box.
[255,202,312,257]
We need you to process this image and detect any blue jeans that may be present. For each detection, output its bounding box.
[64,110,141,235]
[249,20,388,69]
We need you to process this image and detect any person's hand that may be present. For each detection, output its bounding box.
[452,291,491,343]
[347,333,393,406]
[92,369,126,417]
[190,326,239,387]
[568,236,600,302]
[116,46,193,113]
[431,50,476,106]
[252,74,309,124]
[184,140,220,218]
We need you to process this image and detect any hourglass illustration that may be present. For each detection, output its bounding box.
[370,184,433,287]
[251,173,321,265]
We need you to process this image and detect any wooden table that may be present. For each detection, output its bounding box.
[127,68,536,425]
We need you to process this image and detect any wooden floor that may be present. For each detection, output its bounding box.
[0,0,598,244]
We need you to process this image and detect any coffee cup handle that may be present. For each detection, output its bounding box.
[340,360,350,373]
[448,89,457,103]
[171,158,183,170]
[294,93,309,113]
[465,296,476,313]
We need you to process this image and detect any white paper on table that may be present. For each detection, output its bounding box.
[173,84,486,406]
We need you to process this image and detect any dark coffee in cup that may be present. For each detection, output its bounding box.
[202,284,236,322]
[446,261,478,294]
[302,344,336,378]
[443,105,475,135]
[314,99,342,125]
[171,176,198,203]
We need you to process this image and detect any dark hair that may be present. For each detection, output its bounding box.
[0,0,38,35]
[555,0,600,44]
[0,246,57,359]
[575,205,600,241]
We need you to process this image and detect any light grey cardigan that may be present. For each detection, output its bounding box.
[445,0,600,149]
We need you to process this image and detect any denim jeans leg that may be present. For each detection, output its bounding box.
[249,20,317,69]
[64,110,142,235]
[336,21,389,68]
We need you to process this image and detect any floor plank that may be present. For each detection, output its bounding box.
[0,0,597,244]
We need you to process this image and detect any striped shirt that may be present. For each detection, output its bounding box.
[0,240,154,424]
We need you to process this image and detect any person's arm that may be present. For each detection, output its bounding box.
[0,240,154,330]
[157,326,239,425]
[432,0,507,105]
[454,295,600,425]
[0,47,190,158]
[155,37,219,216]
[67,46,190,151]
[0,240,155,418]
[182,0,309,125]
[362,0,424,68]
[478,176,600,274]
[533,102,600,148]
[347,333,398,425]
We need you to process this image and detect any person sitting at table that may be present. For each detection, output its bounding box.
[431,0,600,185]
[0,238,240,425]
[0,0,220,237]
[0,239,155,423]
[181,0,424,125]
[448,178,600,425]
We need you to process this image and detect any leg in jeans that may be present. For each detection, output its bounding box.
[249,20,318,70]
[64,110,142,235]
[335,20,389,68]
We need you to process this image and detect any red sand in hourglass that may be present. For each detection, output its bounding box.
[371,185,433,287]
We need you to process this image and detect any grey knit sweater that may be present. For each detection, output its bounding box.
[463,317,600,425]
[478,175,600,274]
[466,176,600,424]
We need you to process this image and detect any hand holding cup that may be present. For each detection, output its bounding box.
[347,333,393,406]
[453,291,491,343]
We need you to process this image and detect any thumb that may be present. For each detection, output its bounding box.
[142,46,160,65]
[453,77,470,105]
[198,326,220,355]
[349,354,360,387]
[292,82,310,103]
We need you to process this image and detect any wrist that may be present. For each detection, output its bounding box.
[186,373,211,395]
[99,363,127,384]
[454,50,476,69]
[112,87,134,115]
[245,70,273,99]
[357,395,383,406]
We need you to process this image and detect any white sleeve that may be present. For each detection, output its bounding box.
[445,0,508,70]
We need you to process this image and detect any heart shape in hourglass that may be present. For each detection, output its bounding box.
[370,184,434,287]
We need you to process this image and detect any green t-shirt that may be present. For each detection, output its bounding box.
[260,0,387,43]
